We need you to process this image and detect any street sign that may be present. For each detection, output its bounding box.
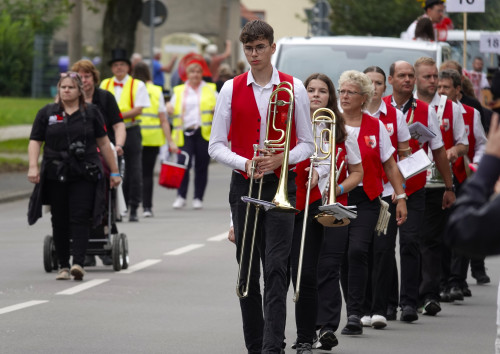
[446,0,485,13]
[141,0,168,27]
[480,34,500,54]
[310,0,331,36]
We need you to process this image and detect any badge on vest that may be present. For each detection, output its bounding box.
[48,114,64,125]
[442,119,450,132]
[364,135,377,149]
[384,123,394,136]
[465,125,470,136]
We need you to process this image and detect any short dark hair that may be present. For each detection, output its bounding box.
[364,66,386,83]
[425,0,444,10]
[439,69,461,88]
[239,20,274,45]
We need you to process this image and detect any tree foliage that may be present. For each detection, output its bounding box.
[448,1,500,31]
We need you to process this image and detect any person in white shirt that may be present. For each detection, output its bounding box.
[401,0,445,40]
[208,20,314,354]
[100,48,150,222]
[414,56,469,316]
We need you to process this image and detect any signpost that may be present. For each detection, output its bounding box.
[445,0,486,70]
[141,0,168,77]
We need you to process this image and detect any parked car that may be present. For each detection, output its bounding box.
[272,36,451,94]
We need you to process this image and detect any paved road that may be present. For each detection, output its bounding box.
[1,162,499,353]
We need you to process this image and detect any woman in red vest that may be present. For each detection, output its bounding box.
[338,70,407,336]
[290,73,363,351]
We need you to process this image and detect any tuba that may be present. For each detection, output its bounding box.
[236,81,297,298]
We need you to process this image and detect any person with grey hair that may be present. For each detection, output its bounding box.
[337,70,407,336]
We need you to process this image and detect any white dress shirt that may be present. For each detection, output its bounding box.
[208,67,314,172]
[112,74,150,109]
[458,102,487,164]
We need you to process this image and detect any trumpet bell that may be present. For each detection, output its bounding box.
[315,213,350,227]
[271,198,299,213]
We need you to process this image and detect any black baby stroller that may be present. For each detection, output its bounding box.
[43,158,129,272]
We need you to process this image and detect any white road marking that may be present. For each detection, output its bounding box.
[207,233,228,242]
[164,244,204,256]
[120,259,162,274]
[56,279,110,295]
[0,300,48,315]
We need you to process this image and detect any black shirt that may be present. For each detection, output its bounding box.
[91,88,123,144]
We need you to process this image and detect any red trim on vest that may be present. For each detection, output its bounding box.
[453,104,475,183]
[379,105,398,184]
[358,114,384,200]
[435,100,454,149]
[231,71,297,178]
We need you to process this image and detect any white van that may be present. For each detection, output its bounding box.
[445,30,500,70]
[272,36,451,94]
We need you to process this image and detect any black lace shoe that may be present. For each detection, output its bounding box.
[296,343,313,354]
[129,207,139,222]
[423,299,441,316]
[449,286,464,301]
[462,286,472,297]
[318,328,338,350]
[472,269,491,285]
[400,305,418,322]
[440,288,453,302]
[341,315,362,335]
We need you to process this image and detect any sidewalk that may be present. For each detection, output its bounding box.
[0,125,32,203]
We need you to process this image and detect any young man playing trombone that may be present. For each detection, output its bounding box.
[209,20,314,354]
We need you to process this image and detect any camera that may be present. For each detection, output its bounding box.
[69,141,86,161]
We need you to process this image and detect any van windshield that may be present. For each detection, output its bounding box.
[275,44,440,94]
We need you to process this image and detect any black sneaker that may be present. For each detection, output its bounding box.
[423,299,441,316]
[462,286,472,297]
[386,306,397,321]
[400,305,418,322]
[472,269,491,285]
[129,207,139,222]
[341,315,362,335]
[318,329,338,350]
[449,286,464,301]
[439,288,453,302]
[296,343,313,354]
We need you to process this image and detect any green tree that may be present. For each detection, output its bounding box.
[448,2,500,31]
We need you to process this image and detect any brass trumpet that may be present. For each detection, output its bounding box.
[236,81,297,298]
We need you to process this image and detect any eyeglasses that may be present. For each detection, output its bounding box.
[60,72,80,79]
[243,44,269,55]
[337,89,362,97]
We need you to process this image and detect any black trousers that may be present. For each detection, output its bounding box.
[123,125,143,209]
[364,195,398,316]
[178,128,210,201]
[399,188,426,308]
[316,218,349,331]
[420,187,449,303]
[142,146,159,209]
[45,178,96,268]
[229,171,296,354]
[340,187,380,317]
[290,199,323,345]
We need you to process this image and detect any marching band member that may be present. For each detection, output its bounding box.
[291,73,362,352]
[414,57,468,316]
[337,70,407,336]
[361,66,411,329]
[208,20,314,354]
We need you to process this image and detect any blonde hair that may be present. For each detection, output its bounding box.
[338,70,374,110]
[414,56,436,73]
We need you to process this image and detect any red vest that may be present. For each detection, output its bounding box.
[295,142,347,211]
[383,96,430,196]
[435,99,454,150]
[453,104,476,183]
[358,114,384,200]
[231,71,297,178]
[378,103,398,183]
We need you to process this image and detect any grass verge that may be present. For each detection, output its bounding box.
[0,138,29,153]
[0,157,28,173]
[0,97,52,126]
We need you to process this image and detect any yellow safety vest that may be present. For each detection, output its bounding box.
[100,76,140,128]
[139,83,165,147]
[171,82,217,147]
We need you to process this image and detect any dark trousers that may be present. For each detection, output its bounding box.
[229,171,296,354]
[45,178,96,268]
[178,128,210,200]
[340,187,380,317]
[364,195,398,316]
[399,188,425,308]
[290,200,323,345]
[420,187,449,303]
[142,146,159,209]
[123,125,143,209]
[316,220,349,331]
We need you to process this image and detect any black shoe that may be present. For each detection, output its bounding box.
[462,286,472,297]
[386,306,397,321]
[439,288,453,302]
[83,255,96,267]
[341,315,362,335]
[400,305,418,322]
[129,208,139,222]
[449,286,464,301]
[318,329,338,350]
[472,269,491,285]
[296,343,313,354]
[423,299,441,316]
[99,255,113,266]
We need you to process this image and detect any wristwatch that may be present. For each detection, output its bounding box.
[445,186,455,192]
[395,193,407,201]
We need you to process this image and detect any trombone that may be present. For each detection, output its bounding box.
[236,81,297,298]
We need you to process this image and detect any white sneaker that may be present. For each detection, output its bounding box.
[143,209,153,217]
[371,315,387,329]
[172,196,186,209]
[193,198,203,209]
[361,315,372,327]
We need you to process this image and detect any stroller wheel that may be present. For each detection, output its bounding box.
[43,235,57,273]
[112,233,124,271]
[120,233,129,270]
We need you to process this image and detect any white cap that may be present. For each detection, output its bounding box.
[205,44,218,55]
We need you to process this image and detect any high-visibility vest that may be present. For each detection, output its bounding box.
[171,82,217,147]
[139,82,165,147]
[100,76,140,128]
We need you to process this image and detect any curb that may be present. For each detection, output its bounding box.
[0,190,31,204]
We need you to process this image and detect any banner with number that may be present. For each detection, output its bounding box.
[446,0,485,13]
[480,34,500,54]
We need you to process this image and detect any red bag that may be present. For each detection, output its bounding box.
[158,151,190,189]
